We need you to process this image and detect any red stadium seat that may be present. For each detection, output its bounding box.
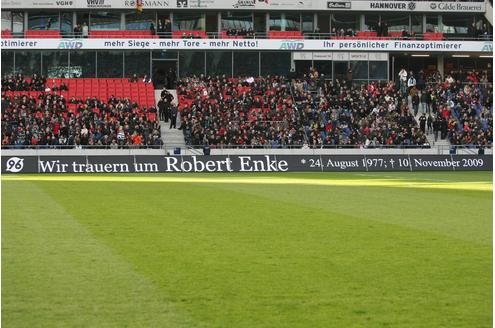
[2,30,13,38]
[268,31,303,39]
[25,29,61,38]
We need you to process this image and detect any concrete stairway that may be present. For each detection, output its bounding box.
[425,130,451,153]
[155,89,187,154]
[408,93,451,153]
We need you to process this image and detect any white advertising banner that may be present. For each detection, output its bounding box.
[312,52,333,61]
[368,52,389,61]
[293,52,313,60]
[1,0,486,12]
[349,52,369,60]
[328,1,485,12]
[0,38,493,53]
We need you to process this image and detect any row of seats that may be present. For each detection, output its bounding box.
[25,30,62,38]
[6,78,156,108]
[423,32,445,40]
[267,31,303,39]
[2,29,62,38]
[3,90,158,125]
[2,30,12,38]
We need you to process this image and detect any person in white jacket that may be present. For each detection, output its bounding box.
[82,22,88,38]
[398,68,407,95]
[407,72,416,93]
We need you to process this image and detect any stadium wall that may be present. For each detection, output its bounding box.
[1,148,492,157]
[2,152,491,173]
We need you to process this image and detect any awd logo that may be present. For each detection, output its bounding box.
[481,42,493,52]
[58,40,83,49]
[280,40,304,50]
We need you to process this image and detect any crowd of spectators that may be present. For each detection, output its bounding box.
[293,70,429,148]
[177,75,306,147]
[331,27,356,37]
[423,72,492,147]
[72,22,89,38]
[181,32,203,39]
[469,20,491,39]
[156,19,172,36]
[1,70,491,149]
[224,28,255,38]
[177,67,492,149]
[398,68,492,147]
[2,74,47,92]
[1,89,162,148]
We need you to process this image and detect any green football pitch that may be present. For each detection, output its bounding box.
[2,172,492,327]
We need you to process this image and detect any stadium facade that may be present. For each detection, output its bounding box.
[1,0,493,88]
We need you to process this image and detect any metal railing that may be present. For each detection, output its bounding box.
[1,144,491,151]
[3,31,493,41]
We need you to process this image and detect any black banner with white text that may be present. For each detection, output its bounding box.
[1,154,491,174]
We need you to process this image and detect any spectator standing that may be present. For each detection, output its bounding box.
[169,105,177,129]
[157,97,166,121]
[420,88,430,114]
[398,68,408,95]
[427,114,433,134]
[150,22,156,36]
[73,24,82,38]
[410,86,420,116]
[407,72,416,92]
[433,117,440,141]
[382,21,388,37]
[164,19,172,34]
[377,21,383,37]
[157,19,164,37]
[419,113,426,133]
[441,117,448,140]
[82,22,89,38]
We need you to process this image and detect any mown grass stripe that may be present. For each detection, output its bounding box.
[2,175,491,191]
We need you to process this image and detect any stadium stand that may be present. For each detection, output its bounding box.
[2,76,155,108]
[176,75,305,147]
[1,75,160,147]
[175,72,492,148]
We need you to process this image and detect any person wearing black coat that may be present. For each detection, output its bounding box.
[157,97,166,121]
[420,89,430,114]
[376,21,383,37]
[433,117,440,141]
[169,106,178,129]
[441,118,448,140]
[419,113,426,133]
[382,21,388,37]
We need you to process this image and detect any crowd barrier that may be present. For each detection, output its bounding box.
[2,154,492,174]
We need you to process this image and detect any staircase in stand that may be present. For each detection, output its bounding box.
[155,89,187,154]
[408,93,451,153]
